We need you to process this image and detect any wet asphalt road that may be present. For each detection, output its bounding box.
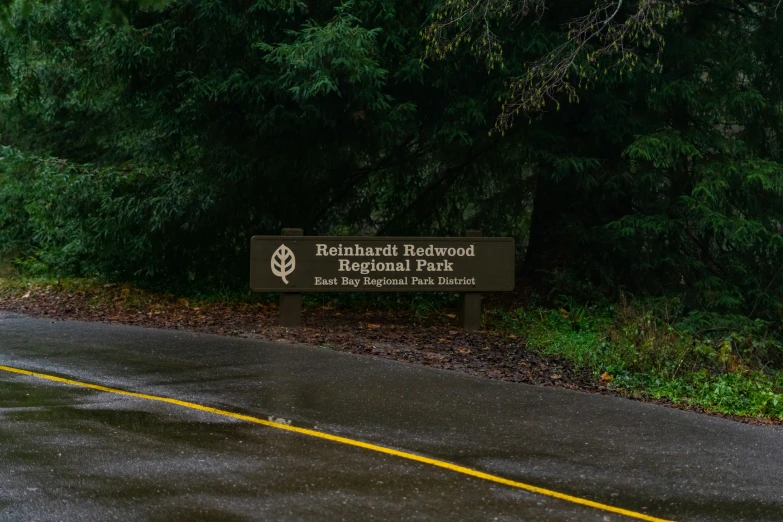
[0,312,781,521]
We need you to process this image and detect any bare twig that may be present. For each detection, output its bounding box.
[424,0,687,130]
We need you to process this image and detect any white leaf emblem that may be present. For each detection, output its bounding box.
[271,244,295,284]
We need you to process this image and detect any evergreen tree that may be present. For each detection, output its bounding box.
[426,1,783,329]
[0,0,781,339]
[0,0,530,285]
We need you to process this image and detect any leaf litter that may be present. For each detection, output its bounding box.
[0,281,779,426]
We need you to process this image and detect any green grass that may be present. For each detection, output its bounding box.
[619,371,783,417]
[490,302,783,419]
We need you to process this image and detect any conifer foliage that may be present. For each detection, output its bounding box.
[0,0,782,341]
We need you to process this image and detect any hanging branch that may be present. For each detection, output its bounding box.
[423,0,687,131]
[422,0,546,67]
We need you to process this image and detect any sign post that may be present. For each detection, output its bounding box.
[278,228,303,327]
[459,230,483,330]
[251,232,514,330]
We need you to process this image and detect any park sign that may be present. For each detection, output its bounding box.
[250,235,515,292]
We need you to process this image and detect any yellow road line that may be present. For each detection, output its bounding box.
[0,363,673,522]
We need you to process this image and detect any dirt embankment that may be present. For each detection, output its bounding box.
[1,282,779,427]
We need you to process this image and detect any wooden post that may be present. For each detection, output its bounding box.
[459,230,482,331]
[279,228,303,327]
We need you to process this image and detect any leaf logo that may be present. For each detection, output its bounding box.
[271,244,296,284]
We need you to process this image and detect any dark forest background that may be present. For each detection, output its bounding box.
[1,0,783,415]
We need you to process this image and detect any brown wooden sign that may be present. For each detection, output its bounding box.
[250,236,515,292]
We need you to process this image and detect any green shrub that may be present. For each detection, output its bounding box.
[492,296,783,418]
[0,147,232,286]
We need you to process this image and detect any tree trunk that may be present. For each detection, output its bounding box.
[521,172,562,278]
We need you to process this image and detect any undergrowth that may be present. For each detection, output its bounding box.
[490,296,783,419]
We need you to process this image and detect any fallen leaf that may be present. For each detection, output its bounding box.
[366,323,381,329]
[445,313,456,319]
[507,334,518,339]
[551,374,562,380]
[456,348,471,355]
[437,338,453,344]
[21,291,31,299]
[600,372,613,383]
